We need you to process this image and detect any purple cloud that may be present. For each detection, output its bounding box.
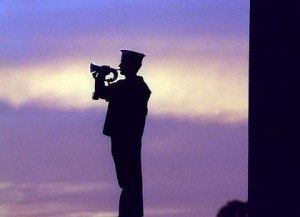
[0,0,249,66]
[1,105,247,217]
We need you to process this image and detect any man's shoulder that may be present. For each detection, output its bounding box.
[115,76,146,87]
[135,76,151,93]
[111,76,150,95]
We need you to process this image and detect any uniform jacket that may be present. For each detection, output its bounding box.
[97,76,151,138]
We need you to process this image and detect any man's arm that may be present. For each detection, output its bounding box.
[92,73,108,100]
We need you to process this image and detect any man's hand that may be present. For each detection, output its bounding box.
[92,92,100,100]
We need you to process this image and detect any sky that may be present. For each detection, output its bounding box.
[0,1,249,217]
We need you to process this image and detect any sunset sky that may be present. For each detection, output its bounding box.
[0,1,249,217]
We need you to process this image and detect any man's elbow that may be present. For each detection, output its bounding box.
[92,92,100,100]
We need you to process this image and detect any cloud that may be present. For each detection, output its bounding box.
[0,0,249,122]
[0,178,240,217]
[52,211,118,217]
[0,35,248,122]
[35,182,113,196]
[0,0,249,66]
[0,182,111,202]
[0,182,117,217]
[0,182,24,204]
[1,107,247,217]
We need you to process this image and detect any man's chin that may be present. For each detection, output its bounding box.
[120,71,127,76]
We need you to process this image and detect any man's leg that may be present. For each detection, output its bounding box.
[111,136,143,217]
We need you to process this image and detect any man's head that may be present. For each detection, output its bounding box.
[119,50,145,77]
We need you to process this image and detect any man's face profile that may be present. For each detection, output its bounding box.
[119,59,140,77]
[119,60,128,76]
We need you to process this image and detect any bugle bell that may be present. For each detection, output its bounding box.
[90,63,119,83]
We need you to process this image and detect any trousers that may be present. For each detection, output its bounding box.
[111,136,143,217]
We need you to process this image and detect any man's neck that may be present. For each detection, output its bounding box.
[125,74,138,80]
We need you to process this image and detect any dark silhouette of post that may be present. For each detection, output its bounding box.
[92,50,151,217]
[249,1,300,217]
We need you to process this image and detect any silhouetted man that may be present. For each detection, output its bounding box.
[93,50,151,217]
